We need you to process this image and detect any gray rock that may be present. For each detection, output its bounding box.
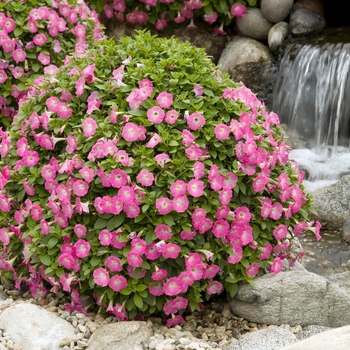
[218,36,274,105]
[341,220,350,243]
[86,321,153,350]
[0,303,76,350]
[312,175,350,229]
[225,327,298,350]
[236,8,273,41]
[229,271,350,327]
[261,0,294,23]
[268,22,289,52]
[326,271,350,294]
[289,9,326,37]
[295,325,333,340]
[280,325,350,350]
[293,0,325,17]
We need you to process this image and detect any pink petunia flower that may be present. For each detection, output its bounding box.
[58,253,75,269]
[122,122,140,142]
[163,277,182,296]
[167,315,184,328]
[246,263,260,277]
[187,179,204,197]
[193,83,203,96]
[72,179,89,197]
[182,129,195,146]
[109,275,127,292]
[33,33,47,46]
[207,281,223,295]
[12,49,26,64]
[155,224,172,240]
[22,150,39,167]
[149,282,164,296]
[147,106,165,124]
[74,224,86,238]
[273,224,288,240]
[98,229,112,246]
[270,257,283,274]
[82,118,97,137]
[231,3,247,18]
[127,251,143,268]
[186,112,205,130]
[137,169,154,187]
[93,267,110,287]
[152,268,167,282]
[180,230,196,240]
[193,161,205,179]
[161,243,181,259]
[156,197,173,215]
[228,245,243,264]
[105,256,122,272]
[214,124,230,140]
[173,194,189,213]
[170,180,187,197]
[185,144,202,160]
[155,153,170,168]
[74,239,90,258]
[165,110,179,124]
[40,219,50,235]
[156,92,173,108]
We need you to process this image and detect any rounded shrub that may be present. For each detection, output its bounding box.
[0,0,105,128]
[0,30,320,325]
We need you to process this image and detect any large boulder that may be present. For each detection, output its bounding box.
[312,175,350,229]
[281,325,350,350]
[225,327,298,350]
[289,9,326,37]
[236,8,273,41]
[0,303,76,350]
[86,321,153,350]
[261,0,294,23]
[229,270,350,327]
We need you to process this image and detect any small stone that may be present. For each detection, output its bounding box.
[37,299,49,306]
[60,338,73,347]
[78,324,87,333]
[6,340,14,349]
[77,340,88,348]
[179,338,191,346]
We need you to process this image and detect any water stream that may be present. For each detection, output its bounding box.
[272,28,350,275]
[273,27,350,193]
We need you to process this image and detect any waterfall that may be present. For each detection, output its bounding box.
[272,33,350,192]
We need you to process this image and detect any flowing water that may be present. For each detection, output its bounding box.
[273,27,350,193]
[272,28,350,275]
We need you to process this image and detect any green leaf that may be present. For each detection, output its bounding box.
[173,101,187,109]
[14,27,23,37]
[90,256,101,267]
[107,213,125,231]
[94,217,108,230]
[40,255,51,266]
[47,237,58,249]
[128,109,145,117]
[119,287,132,295]
[163,214,174,226]
[133,294,144,309]
[226,282,238,298]
[31,63,40,73]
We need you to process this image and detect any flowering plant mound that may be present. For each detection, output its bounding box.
[0,0,105,129]
[86,0,256,36]
[0,30,321,326]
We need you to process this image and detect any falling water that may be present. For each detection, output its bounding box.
[273,29,350,192]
